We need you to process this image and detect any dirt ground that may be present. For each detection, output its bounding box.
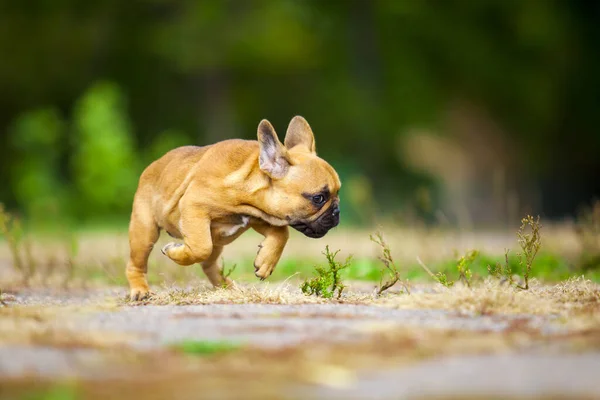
[1,280,599,400]
[0,226,599,399]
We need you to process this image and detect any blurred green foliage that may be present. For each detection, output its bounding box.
[8,108,66,221]
[0,0,598,223]
[173,340,241,356]
[71,82,140,217]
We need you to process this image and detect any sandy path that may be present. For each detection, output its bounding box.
[2,286,599,399]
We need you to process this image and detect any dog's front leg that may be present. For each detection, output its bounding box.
[162,209,213,266]
[252,224,289,280]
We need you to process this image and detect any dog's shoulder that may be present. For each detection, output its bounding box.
[160,139,257,161]
[164,145,207,159]
[203,139,259,164]
[209,139,258,152]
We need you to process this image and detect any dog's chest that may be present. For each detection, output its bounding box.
[222,216,250,236]
[211,215,250,240]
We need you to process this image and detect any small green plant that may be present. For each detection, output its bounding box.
[418,249,479,288]
[217,258,237,288]
[488,215,542,290]
[515,215,541,290]
[416,256,453,288]
[173,340,240,356]
[301,246,351,299]
[435,271,454,288]
[456,250,478,288]
[370,232,409,295]
[488,249,514,285]
[221,258,237,280]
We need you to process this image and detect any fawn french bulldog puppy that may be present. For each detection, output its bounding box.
[126,116,341,300]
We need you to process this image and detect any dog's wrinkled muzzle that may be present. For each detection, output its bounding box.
[291,204,340,238]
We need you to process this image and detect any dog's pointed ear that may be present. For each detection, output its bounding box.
[257,119,290,179]
[284,116,316,153]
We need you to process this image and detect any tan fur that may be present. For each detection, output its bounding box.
[126,116,341,300]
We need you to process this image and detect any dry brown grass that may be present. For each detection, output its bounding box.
[381,276,599,318]
[126,280,374,306]
[126,277,600,330]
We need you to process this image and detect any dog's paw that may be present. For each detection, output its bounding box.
[254,252,278,281]
[161,242,183,256]
[129,287,150,301]
[254,267,270,281]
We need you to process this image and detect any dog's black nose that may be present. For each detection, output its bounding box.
[332,206,340,217]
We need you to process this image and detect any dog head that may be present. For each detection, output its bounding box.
[258,116,341,238]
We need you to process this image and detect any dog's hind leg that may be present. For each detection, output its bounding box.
[126,200,160,301]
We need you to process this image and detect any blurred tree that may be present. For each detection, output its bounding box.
[145,129,190,164]
[0,0,598,223]
[71,81,140,218]
[8,108,67,222]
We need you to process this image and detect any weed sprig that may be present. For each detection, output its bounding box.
[370,232,409,295]
[301,246,351,299]
[434,271,454,288]
[488,215,542,290]
[420,250,478,289]
[456,250,478,288]
[219,258,237,288]
[488,249,513,285]
[515,215,542,290]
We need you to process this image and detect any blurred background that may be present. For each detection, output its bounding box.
[1,0,599,230]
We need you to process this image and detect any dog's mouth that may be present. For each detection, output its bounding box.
[290,222,329,238]
[290,205,340,239]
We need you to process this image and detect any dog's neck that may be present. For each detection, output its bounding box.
[226,165,289,226]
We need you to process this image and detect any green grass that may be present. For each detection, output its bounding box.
[173,340,241,356]
[2,200,599,288]
[2,201,598,288]
[3,248,598,289]
[19,385,78,400]
[406,251,581,283]
[226,251,600,284]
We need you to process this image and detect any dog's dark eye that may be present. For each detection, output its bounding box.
[312,194,325,205]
